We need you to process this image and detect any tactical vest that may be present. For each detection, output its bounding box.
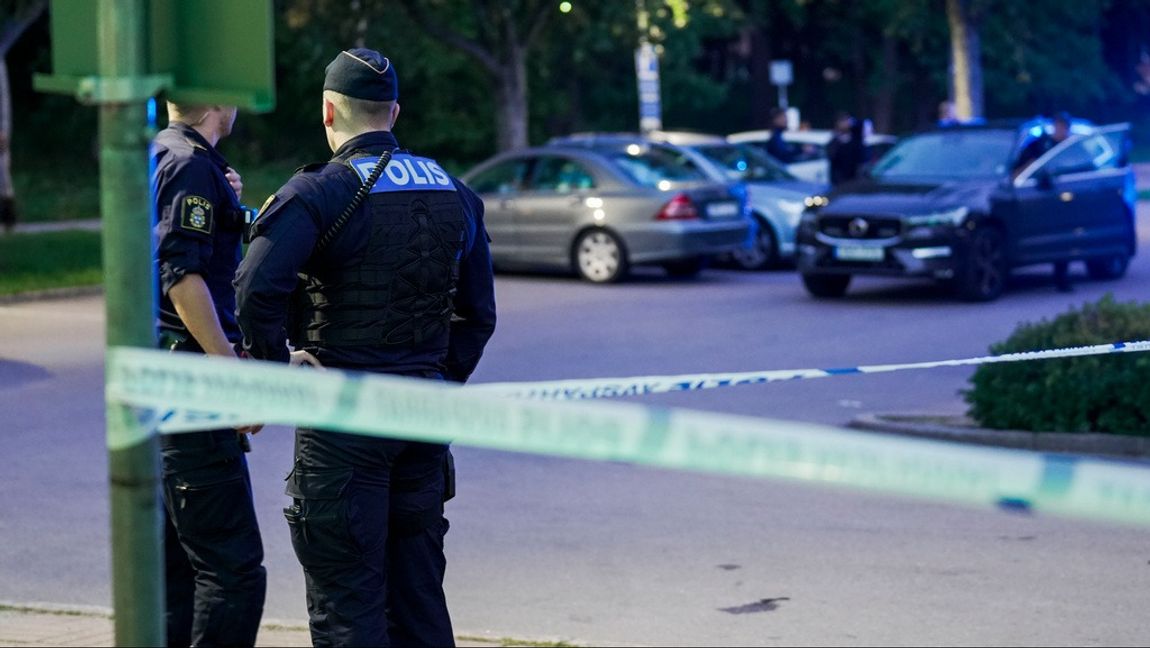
[292,153,467,349]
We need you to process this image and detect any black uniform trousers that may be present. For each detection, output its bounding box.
[161,429,267,648]
[285,426,454,648]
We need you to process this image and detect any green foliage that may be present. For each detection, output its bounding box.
[6,0,1150,185]
[11,166,99,223]
[0,230,102,294]
[965,295,1150,435]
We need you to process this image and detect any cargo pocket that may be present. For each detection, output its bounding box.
[283,468,357,570]
[166,459,254,537]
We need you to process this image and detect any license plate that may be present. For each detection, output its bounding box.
[706,202,740,219]
[834,245,884,262]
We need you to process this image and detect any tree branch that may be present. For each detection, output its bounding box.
[394,1,503,77]
[523,0,554,50]
[0,0,47,56]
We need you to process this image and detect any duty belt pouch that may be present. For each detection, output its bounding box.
[443,450,456,503]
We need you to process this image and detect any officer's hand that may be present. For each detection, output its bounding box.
[226,167,243,201]
[237,423,264,435]
[290,350,323,369]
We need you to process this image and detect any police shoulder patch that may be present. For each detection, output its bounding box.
[180,195,214,234]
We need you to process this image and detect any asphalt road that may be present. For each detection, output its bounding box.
[2,211,1150,646]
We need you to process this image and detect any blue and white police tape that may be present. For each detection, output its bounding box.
[470,340,1150,401]
[154,340,1150,432]
[106,347,1150,528]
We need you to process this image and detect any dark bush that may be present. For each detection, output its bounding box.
[965,295,1150,435]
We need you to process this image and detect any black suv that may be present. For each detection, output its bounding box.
[796,120,1136,301]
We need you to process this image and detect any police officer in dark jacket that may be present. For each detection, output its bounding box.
[765,107,795,164]
[234,48,497,647]
[152,102,266,647]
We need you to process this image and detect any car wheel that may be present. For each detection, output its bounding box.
[1086,255,1129,280]
[573,229,629,283]
[662,257,708,278]
[957,226,1007,301]
[801,273,851,298]
[731,217,778,271]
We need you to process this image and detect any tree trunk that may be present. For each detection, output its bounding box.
[871,33,899,134]
[947,0,984,120]
[494,46,529,151]
[747,26,773,128]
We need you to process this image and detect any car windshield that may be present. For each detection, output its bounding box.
[602,146,710,188]
[694,143,796,182]
[871,130,1016,180]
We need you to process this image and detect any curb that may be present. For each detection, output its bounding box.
[850,412,1150,459]
[0,285,104,305]
[0,601,608,647]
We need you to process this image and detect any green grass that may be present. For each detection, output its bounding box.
[12,169,101,223]
[0,230,103,295]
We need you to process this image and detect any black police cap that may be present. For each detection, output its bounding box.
[324,48,398,102]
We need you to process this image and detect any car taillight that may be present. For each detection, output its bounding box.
[656,193,698,221]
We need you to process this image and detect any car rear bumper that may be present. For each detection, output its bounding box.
[623,219,753,264]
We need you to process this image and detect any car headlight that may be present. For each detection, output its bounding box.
[905,206,969,227]
[777,198,806,227]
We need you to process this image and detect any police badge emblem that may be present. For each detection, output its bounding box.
[181,195,214,234]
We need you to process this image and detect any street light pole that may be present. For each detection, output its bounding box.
[96,0,164,644]
[635,0,662,134]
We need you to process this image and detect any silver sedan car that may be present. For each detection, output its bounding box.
[461,144,752,283]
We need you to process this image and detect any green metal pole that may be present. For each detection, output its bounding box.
[97,0,164,645]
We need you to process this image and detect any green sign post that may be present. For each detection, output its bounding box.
[34,1,274,644]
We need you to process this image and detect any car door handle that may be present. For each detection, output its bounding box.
[1059,191,1074,202]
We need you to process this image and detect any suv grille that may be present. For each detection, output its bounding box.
[819,215,902,239]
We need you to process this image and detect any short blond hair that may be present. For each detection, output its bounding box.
[324,90,394,131]
[166,101,210,125]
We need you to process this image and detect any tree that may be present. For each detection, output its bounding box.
[946,0,984,120]
[394,0,556,151]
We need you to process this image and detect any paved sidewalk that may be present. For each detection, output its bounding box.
[0,603,516,647]
[5,219,102,235]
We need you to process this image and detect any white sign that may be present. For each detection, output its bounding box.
[770,60,793,86]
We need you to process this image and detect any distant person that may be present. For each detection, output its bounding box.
[827,111,866,185]
[0,63,14,234]
[1012,111,1076,292]
[765,107,796,163]
[938,100,960,127]
[1013,111,1072,176]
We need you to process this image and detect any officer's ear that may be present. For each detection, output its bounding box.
[389,102,401,130]
[323,98,336,128]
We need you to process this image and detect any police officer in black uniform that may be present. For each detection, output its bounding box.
[152,101,267,647]
[234,48,497,647]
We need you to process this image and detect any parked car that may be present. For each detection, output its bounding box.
[794,120,1135,301]
[728,128,898,184]
[550,131,828,269]
[460,144,752,283]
